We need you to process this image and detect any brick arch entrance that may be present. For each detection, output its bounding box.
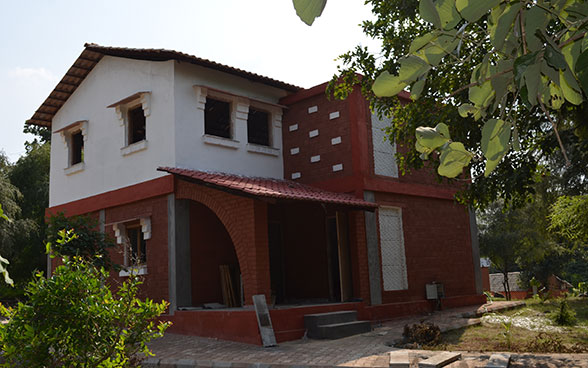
[175,179,270,304]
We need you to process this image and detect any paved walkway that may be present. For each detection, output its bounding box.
[143,301,544,367]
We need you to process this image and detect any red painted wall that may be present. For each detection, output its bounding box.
[105,195,170,303]
[374,192,477,304]
[189,201,240,306]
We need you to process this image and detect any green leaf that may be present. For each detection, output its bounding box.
[545,44,568,71]
[435,122,451,140]
[398,56,431,83]
[436,0,462,30]
[560,69,583,105]
[415,125,451,153]
[420,0,442,29]
[409,32,439,53]
[512,125,521,151]
[540,79,565,110]
[576,49,588,95]
[438,142,472,178]
[514,51,539,87]
[524,6,550,52]
[414,32,459,66]
[411,79,426,100]
[523,61,541,105]
[456,0,500,22]
[561,32,583,72]
[491,60,514,112]
[292,0,327,26]
[0,204,8,222]
[481,119,511,176]
[372,71,408,97]
[489,2,523,52]
[469,80,495,109]
[458,103,484,120]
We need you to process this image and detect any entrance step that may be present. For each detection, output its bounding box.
[304,311,371,339]
[419,352,462,367]
[304,310,358,328]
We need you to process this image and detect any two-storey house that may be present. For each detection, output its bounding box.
[28,44,484,345]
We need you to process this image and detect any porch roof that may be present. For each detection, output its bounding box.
[158,167,377,210]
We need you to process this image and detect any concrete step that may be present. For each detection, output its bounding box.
[304,310,358,330]
[309,320,371,339]
[485,353,510,368]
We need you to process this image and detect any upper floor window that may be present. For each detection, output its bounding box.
[247,107,270,146]
[205,97,231,138]
[127,105,146,145]
[57,120,88,175]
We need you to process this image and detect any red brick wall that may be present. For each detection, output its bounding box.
[374,192,477,304]
[348,210,371,302]
[105,194,170,303]
[281,84,354,184]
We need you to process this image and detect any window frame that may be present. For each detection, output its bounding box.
[246,106,271,147]
[112,217,151,277]
[204,96,233,139]
[57,120,88,175]
[108,91,151,156]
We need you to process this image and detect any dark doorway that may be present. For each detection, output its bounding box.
[327,217,341,302]
[327,212,353,302]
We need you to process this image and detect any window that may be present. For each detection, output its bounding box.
[112,218,151,276]
[247,107,270,146]
[127,105,146,145]
[378,207,408,291]
[126,225,147,265]
[70,130,84,166]
[205,97,231,138]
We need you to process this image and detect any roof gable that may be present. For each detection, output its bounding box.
[27,43,300,127]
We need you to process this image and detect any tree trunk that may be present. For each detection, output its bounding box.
[502,270,511,301]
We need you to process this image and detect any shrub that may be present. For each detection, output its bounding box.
[0,231,170,367]
[553,295,576,326]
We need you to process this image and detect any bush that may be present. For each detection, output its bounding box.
[0,235,170,367]
[553,295,576,326]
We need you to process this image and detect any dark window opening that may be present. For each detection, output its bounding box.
[205,98,231,138]
[127,226,147,265]
[71,131,84,166]
[128,106,146,144]
[247,108,270,146]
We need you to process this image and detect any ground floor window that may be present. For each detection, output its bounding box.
[378,207,408,291]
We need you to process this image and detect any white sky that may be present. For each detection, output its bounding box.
[0,0,380,163]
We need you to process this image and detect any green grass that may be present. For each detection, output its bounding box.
[426,297,588,353]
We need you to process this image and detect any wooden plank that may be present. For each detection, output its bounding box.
[419,352,461,367]
[252,294,277,347]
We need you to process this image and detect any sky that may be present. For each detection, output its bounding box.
[0,0,380,163]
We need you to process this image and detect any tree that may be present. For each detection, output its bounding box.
[47,213,116,270]
[293,0,588,208]
[549,195,588,244]
[0,231,170,367]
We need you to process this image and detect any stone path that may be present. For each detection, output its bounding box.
[143,301,588,367]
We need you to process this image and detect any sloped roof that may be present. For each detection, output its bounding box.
[158,167,377,210]
[27,43,301,127]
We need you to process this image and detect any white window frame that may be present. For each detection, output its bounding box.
[109,92,151,156]
[113,217,151,277]
[378,206,408,291]
[58,120,88,175]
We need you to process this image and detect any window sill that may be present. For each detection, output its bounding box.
[202,135,240,149]
[119,265,148,277]
[121,140,148,156]
[246,144,279,157]
[64,162,85,175]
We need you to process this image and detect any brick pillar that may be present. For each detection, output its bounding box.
[242,200,271,304]
[348,210,371,303]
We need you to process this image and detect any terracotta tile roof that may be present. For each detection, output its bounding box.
[27,43,301,127]
[158,167,377,210]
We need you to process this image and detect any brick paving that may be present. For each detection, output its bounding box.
[144,301,534,367]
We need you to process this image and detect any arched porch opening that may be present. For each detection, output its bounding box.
[188,201,242,307]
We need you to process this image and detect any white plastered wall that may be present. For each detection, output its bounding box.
[173,62,288,178]
[49,56,176,206]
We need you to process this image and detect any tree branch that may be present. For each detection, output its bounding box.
[449,68,513,97]
[537,97,571,167]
